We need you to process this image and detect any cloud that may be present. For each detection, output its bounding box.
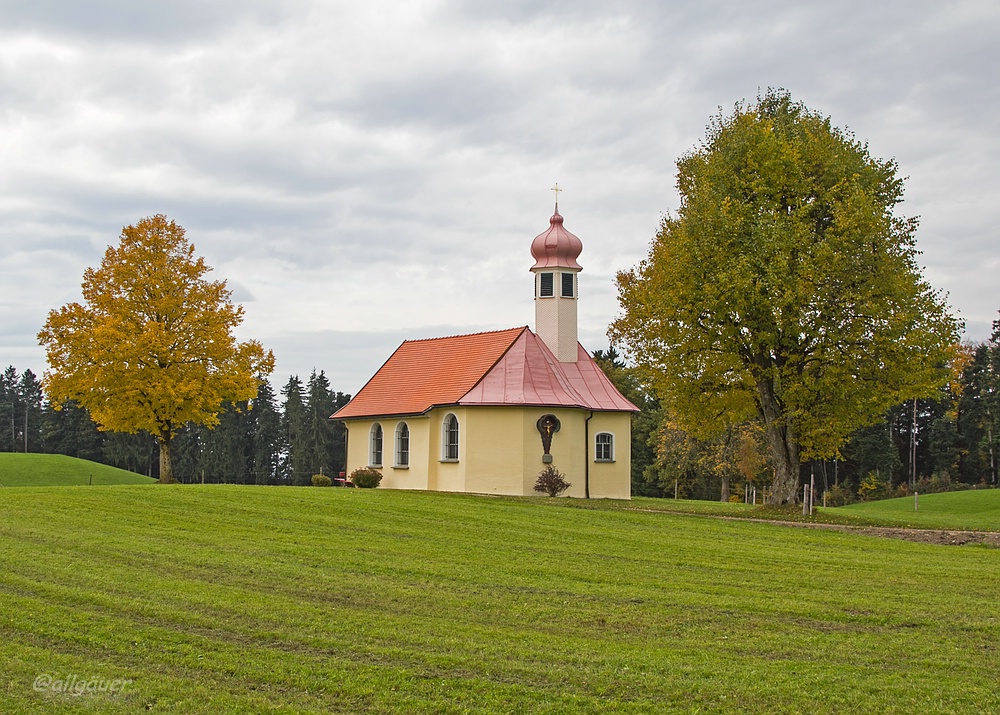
[1,0,998,392]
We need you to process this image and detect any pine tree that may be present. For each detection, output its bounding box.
[170,423,204,483]
[304,369,336,478]
[18,370,45,453]
[103,431,157,477]
[251,380,282,485]
[280,376,309,484]
[201,401,253,483]
[41,399,105,460]
[0,366,19,452]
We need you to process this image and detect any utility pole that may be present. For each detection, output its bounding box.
[988,418,996,485]
[911,401,916,488]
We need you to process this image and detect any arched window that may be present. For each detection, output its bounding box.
[442,413,459,461]
[369,423,383,467]
[595,432,614,462]
[394,422,410,467]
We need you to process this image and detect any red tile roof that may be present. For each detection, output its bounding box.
[332,327,526,419]
[333,326,638,420]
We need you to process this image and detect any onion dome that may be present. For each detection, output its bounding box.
[530,208,583,270]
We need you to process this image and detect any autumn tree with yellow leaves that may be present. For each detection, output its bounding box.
[611,90,961,504]
[38,215,274,483]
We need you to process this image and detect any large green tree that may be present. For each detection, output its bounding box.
[38,215,274,483]
[611,90,961,503]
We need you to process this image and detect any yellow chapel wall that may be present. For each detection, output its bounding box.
[343,417,431,491]
[386,417,430,490]
[461,406,631,500]
[587,411,632,500]
[343,406,631,499]
[426,407,468,493]
[461,406,530,496]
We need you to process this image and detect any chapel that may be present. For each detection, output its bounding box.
[332,198,638,498]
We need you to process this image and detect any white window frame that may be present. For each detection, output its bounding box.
[441,413,460,462]
[394,421,410,468]
[369,422,383,467]
[595,432,615,462]
[538,272,554,298]
[561,271,575,298]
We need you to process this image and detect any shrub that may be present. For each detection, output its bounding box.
[311,474,332,487]
[350,468,383,489]
[824,484,856,507]
[533,465,571,497]
[914,471,973,495]
[857,472,882,502]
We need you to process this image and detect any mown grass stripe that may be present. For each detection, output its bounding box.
[0,485,997,713]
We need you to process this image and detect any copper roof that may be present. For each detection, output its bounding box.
[529,208,583,270]
[332,326,638,420]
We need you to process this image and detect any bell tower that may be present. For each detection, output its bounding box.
[529,186,583,363]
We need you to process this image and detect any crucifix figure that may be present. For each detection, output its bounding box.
[536,414,561,463]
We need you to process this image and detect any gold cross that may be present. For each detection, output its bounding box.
[551,183,562,201]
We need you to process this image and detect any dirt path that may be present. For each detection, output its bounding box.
[725,517,1000,547]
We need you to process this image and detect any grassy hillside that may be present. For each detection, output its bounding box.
[830,487,1000,530]
[0,453,154,487]
[0,486,998,714]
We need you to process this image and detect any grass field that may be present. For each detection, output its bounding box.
[0,486,997,714]
[0,453,154,487]
[830,488,1000,530]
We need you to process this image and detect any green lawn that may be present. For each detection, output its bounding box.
[829,488,1000,530]
[0,486,997,714]
[0,453,154,487]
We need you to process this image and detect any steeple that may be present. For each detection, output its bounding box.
[530,190,582,362]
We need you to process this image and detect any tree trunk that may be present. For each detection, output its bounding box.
[158,432,175,484]
[756,375,800,504]
[720,475,730,502]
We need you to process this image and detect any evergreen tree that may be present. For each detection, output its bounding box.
[19,369,44,452]
[1,366,19,452]
[330,390,351,477]
[971,320,1000,484]
[841,416,903,489]
[201,401,253,483]
[41,399,105,460]
[302,369,350,479]
[103,431,157,477]
[170,423,204,483]
[280,376,309,484]
[251,379,283,485]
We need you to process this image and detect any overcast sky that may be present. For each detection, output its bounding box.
[2,0,998,395]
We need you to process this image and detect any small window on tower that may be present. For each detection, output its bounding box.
[539,272,554,297]
[561,272,575,297]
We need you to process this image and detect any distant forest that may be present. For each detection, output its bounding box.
[0,366,348,485]
[596,334,999,502]
[4,331,999,497]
